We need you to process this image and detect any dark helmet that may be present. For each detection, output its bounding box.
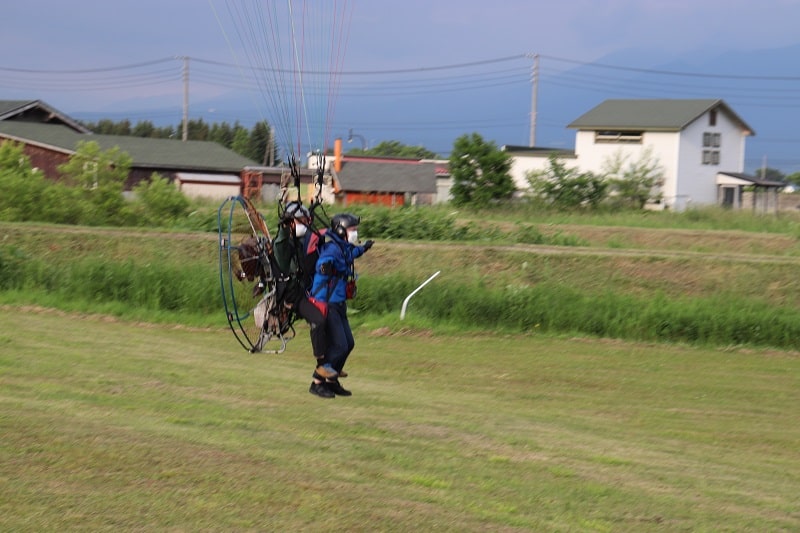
[283,201,311,223]
[331,213,360,239]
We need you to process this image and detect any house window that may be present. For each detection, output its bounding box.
[703,132,721,147]
[594,130,643,143]
[702,132,721,165]
[709,109,717,126]
[702,150,720,165]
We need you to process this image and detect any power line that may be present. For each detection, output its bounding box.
[0,57,176,74]
[192,53,529,75]
[4,52,800,167]
[539,54,800,81]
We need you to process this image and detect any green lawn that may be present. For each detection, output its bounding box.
[1,307,798,531]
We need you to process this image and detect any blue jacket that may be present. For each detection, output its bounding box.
[310,231,366,303]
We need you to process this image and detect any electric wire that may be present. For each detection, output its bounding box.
[209,0,353,164]
[4,50,800,165]
[8,53,798,103]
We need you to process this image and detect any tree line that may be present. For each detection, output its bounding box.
[79,120,444,165]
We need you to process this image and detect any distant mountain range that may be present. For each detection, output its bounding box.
[70,43,800,174]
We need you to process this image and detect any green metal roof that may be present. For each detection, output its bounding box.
[567,99,754,135]
[0,99,90,133]
[0,100,35,117]
[0,121,258,172]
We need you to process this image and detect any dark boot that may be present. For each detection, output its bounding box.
[325,380,351,397]
[309,381,334,398]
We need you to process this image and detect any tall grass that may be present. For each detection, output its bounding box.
[4,240,799,350]
[0,247,218,316]
[359,277,800,350]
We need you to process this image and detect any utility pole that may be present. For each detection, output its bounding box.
[528,53,539,147]
[264,125,275,166]
[181,56,189,142]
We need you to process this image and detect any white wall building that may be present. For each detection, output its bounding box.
[503,146,578,196]
[505,99,780,211]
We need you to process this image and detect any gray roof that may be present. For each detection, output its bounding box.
[0,99,90,133]
[502,145,576,157]
[718,172,785,187]
[338,159,437,193]
[0,121,258,172]
[567,99,754,135]
[0,100,36,117]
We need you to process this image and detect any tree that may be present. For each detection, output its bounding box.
[131,120,156,138]
[80,117,276,163]
[186,118,209,141]
[785,172,800,187]
[526,154,607,210]
[231,128,251,160]
[0,141,84,224]
[57,141,131,225]
[0,141,47,221]
[112,119,132,136]
[349,140,439,160]
[130,172,190,225]
[602,148,664,209]
[448,133,514,206]
[86,119,116,135]
[247,120,272,164]
[754,167,785,182]
[209,121,236,149]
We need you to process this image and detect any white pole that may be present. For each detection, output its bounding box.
[182,56,189,142]
[528,53,539,147]
[400,271,441,320]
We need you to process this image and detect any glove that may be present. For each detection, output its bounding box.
[363,240,374,251]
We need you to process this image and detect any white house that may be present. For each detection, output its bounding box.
[506,99,782,211]
[503,145,578,195]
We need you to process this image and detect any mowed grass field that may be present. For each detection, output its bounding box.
[2,306,799,531]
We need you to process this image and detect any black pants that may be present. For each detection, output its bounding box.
[293,296,328,360]
[325,302,354,372]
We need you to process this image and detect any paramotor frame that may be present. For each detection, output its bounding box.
[218,195,295,353]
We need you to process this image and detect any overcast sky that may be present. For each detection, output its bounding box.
[3,1,800,162]
[4,1,800,68]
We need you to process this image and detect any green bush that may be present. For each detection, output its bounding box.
[130,173,191,226]
[0,142,54,222]
[349,206,476,241]
[0,141,210,229]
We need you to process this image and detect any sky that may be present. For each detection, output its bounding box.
[5,1,800,71]
[2,0,800,168]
